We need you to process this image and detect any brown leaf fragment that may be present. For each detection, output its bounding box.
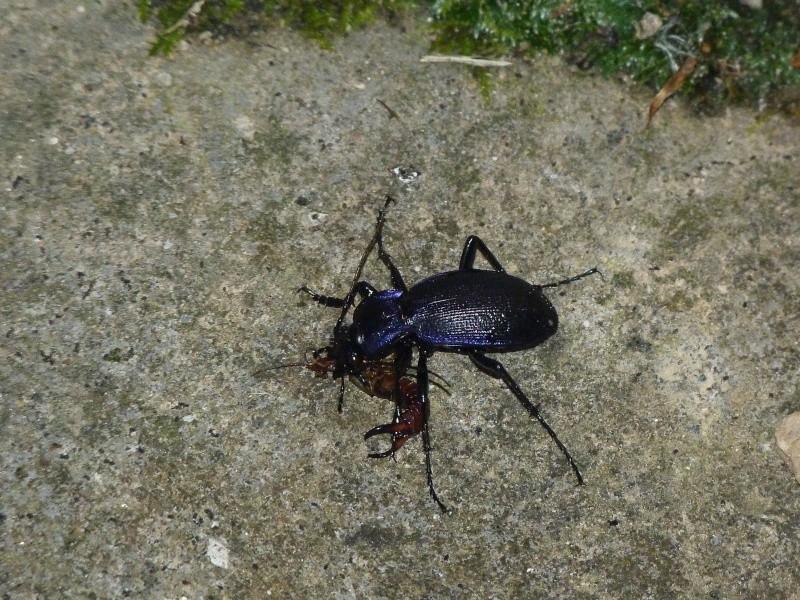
[792,51,800,69]
[645,56,698,129]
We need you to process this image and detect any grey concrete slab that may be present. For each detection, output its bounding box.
[2,1,799,597]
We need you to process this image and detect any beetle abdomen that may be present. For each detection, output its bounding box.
[406,270,557,352]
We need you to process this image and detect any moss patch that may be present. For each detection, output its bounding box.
[140,1,800,112]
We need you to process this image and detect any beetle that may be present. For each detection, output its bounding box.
[300,196,598,512]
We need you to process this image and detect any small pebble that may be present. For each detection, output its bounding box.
[775,412,800,483]
[207,538,229,569]
[635,12,662,40]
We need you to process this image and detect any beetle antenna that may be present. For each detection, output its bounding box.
[262,361,310,371]
[262,349,320,372]
[334,196,396,332]
[540,267,600,289]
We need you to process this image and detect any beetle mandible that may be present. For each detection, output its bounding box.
[300,196,598,512]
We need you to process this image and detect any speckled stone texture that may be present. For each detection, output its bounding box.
[2,1,799,598]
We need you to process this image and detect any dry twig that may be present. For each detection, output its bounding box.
[420,55,512,67]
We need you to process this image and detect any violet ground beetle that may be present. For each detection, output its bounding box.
[299,196,599,512]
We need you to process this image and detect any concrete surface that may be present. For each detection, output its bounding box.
[2,1,799,598]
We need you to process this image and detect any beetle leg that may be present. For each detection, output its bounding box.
[458,235,506,273]
[376,222,408,293]
[297,286,346,308]
[416,352,448,513]
[299,282,376,308]
[337,376,346,413]
[540,267,600,289]
[392,344,412,415]
[469,351,585,486]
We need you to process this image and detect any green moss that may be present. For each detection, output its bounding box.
[139,0,800,110]
[431,0,800,111]
[264,0,416,49]
[140,0,415,54]
[140,0,246,55]
[472,66,494,103]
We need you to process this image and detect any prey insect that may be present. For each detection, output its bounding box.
[305,351,450,456]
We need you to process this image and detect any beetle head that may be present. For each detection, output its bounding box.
[312,323,358,376]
